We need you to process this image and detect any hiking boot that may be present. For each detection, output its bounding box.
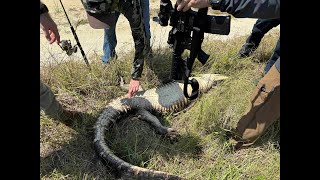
[238,43,257,57]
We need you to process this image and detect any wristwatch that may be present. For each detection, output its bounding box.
[209,0,221,10]
[40,4,49,15]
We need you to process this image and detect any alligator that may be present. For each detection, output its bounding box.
[94,74,228,179]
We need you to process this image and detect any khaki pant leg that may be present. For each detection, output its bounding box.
[235,64,280,146]
[40,80,63,118]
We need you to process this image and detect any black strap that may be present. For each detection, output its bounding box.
[183,77,199,100]
[182,8,208,100]
[183,65,199,100]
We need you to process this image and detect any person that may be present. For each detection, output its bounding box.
[175,0,280,148]
[176,0,280,17]
[102,0,151,64]
[238,19,280,58]
[80,0,150,98]
[238,18,280,74]
[263,37,279,74]
[234,59,279,148]
[40,1,81,124]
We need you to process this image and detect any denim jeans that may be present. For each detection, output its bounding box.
[102,0,151,64]
[264,37,280,74]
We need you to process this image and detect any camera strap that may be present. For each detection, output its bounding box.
[183,8,208,100]
[183,67,199,100]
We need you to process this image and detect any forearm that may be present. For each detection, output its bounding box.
[40,1,60,44]
[212,0,280,19]
[120,0,147,80]
[131,58,144,80]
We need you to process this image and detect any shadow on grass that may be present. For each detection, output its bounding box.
[104,112,203,169]
[146,47,173,84]
[210,120,280,153]
[40,112,116,180]
[252,50,274,63]
[40,110,202,179]
[253,120,280,150]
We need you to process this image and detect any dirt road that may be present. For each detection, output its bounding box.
[40,0,280,65]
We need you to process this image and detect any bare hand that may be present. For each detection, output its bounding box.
[176,0,211,12]
[127,79,140,98]
[40,13,60,44]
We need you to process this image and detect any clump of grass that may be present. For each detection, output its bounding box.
[41,30,280,179]
[52,0,62,14]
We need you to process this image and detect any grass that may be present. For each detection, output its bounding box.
[40,30,280,180]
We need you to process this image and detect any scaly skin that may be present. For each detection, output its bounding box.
[94,74,228,179]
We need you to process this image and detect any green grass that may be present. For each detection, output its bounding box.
[40,31,280,180]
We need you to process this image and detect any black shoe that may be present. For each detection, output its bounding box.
[238,43,257,57]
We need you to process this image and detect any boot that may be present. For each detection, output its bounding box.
[238,42,258,57]
[232,64,280,148]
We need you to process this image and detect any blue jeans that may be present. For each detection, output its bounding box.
[102,0,151,64]
[264,37,280,74]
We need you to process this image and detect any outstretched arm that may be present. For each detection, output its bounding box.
[40,1,60,44]
[176,0,280,19]
[120,0,148,98]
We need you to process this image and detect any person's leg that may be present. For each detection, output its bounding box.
[40,80,82,125]
[140,0,151,48]
[264,37,280,74]
[233,62,280,148]
[247,19,280,46]
[102,11,121,64]
[239,18,280,57]
[40,80,63,119]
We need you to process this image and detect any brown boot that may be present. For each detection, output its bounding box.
[234,64,280,148]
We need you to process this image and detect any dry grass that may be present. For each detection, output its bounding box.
[40,31,280,180]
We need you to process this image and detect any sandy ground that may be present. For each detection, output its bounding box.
[40,0,280,65]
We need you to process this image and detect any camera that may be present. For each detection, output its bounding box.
[156,0,231,99]
[158,0,173,26]
[160,4,230,35]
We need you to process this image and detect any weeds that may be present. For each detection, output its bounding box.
[40,20,280,179]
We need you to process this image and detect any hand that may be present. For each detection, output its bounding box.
[127,79,140,98]
[176,0,211,12]
[40,13,60,44]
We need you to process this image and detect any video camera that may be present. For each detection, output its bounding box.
[154,0,231,100]
[158,0,230,35]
